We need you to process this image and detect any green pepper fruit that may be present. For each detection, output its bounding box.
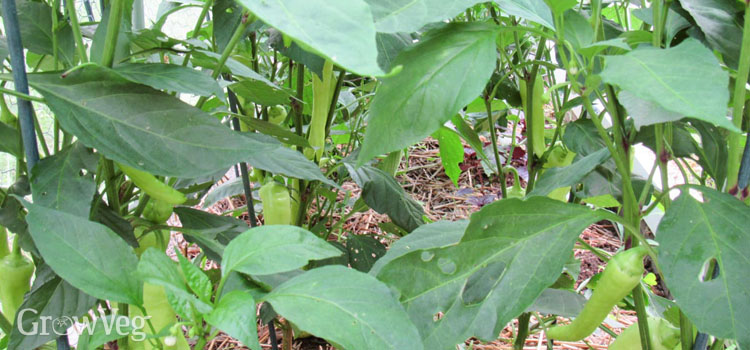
[547,246,648,341]
[118,163,186,205]
[268,106,288,125]
[143,199,174,224]
[259,182,293,226]
[609,317,680,350]
[129,283,189,350]
[306,60,335,161]
[0,252,34,324]
[544,145,576,169]
[520,74,546,158]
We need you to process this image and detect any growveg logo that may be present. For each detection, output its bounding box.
[16,308,152,341]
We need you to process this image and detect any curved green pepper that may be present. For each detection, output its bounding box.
[306,60,335,161]
[547,246,648,341]
[268,105,288,125]
[519,74,546,159]
[118,163,186,205]
[259,181,292,226]
[609,317,680,350]
[503,166,525,199]
[0,249,34,324]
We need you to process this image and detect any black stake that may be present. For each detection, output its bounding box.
[83,0,96,21]
[3,0,40,174]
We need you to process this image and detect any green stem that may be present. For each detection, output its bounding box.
[51,0,60,69]
[102,159,121,212]
[679,311,693,350]
[485,91,507,198]
[195,13,252,109]
[0,87,44,102]
[632,285,653,350]
[181,0,213,67]
[100,0,123,68]
[727,5,750,191]
[513,313,531,350]
[66,0,89,63]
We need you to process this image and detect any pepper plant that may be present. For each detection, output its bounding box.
[0,0,749,350]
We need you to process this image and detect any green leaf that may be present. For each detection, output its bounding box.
[656,186,750,349]
[618,90,683,130]
[370,220,468,276]
[360,22,497,164]
[175,207,248,262]
[0,122,21,157]
[136,248,214,314]
[230,79,294,106]
[525,288,586,318]
[17,1,76,66]
[28,66,332,184]
[365,0,485,33]
[692,121,728,188]
[213,0,245,52]
[30,143,98,218]
[680,0,743,69]
[495,0,554,29]
[24,202,142,305]
[545,0,577,15]
[345,164,425,232]
[177,254,214,303]
[221,225,343,277]
[434,127,465,186]
[376,197,603,349]
[112,63,223,98]
[263,266,423,350]
[235,116,310,148]
[346,235,386,272]
[201,176,246,209]
[235,0,384,76]
[376,32,413,71]
[8,265,98,350]
[600,39,735,131]
[205,291,261,350]
[529,148,611,197]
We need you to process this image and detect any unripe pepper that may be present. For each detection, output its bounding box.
[503,166,525,199]
[543,144,577,202]
[306,60,335,161]
[610,317,680,350]
[0,246,34,324]
[143,199,174,224]
[259,181,292,226]
[118,163,186,205]
[268,105,288,125]
[128,283,189,350]
[133,227,168,258]
[547,246,648,341]
[519,74,546,159]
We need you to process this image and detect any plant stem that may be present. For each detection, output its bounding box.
[66,0,89,63]
[181,0,213,66]
[485,92,507,197]
[0,86,44,102]
[2,0,41,174]
[513,312,531,350]
[51,0,60,69]
[99,0,123,68]
[727,5,750,191]
[195,13,251,108]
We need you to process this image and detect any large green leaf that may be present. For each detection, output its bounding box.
[221,225,343,277]
[345,164,425,232]
[230,79,293,106]
[359,22,497,163]
[618,90,683,130]
[8,265,98,350]
[30,143,98,218]
[376,32,413,71]
[600,39,735,131]
[175,207,248,262]
[27,66,332,184]
[235,0,384,76]
[112,63,223,97]
[365,0,485,33]
[679,0,743,69]
[370,220,468,276]
[495,0,554,29]
[24,202,142,305]
[656,187,750,349]
[376,197,603,349]
[528,148,611,197]
[263,266,423,350]
[205,291,260,350]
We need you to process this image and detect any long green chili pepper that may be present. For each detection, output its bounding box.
[519,74,546,159]
[547,246,648,341]
[118,163,186,205]
[306,60,335,161]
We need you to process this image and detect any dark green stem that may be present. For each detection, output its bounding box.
[181,0,213,66]
[100,0,123,67]
[727,5,750,190]
[485,90,507,198]
[513,313,531,350]
[66,0,89,63]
